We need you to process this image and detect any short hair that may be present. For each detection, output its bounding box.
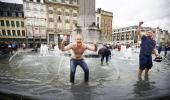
[147,30,153,34]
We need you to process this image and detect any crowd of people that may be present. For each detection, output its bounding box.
[0,42,18,55]
[157,43,170,58]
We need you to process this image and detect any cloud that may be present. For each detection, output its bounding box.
[0,0,23,4]
[96,0,170,32]
[1,0,170,31]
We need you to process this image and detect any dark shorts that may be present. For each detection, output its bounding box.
[139,54,153,70]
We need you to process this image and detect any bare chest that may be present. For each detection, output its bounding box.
[72,45,86,55]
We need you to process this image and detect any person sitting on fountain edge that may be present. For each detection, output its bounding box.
[137,21,158,79]
[60,34,97,83]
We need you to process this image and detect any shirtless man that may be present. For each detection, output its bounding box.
[61,34,97,83]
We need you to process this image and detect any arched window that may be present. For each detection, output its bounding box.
[58,16,61,22]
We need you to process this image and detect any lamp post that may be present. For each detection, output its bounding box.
[32,16,35,49]
[32,24,34,48]
[24,17,28,48]
[25,26,28,48]
[44,18,47,44]
[39,25,41,43]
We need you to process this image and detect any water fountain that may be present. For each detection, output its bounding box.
[1,0,170,99]
[123,45,133,59]
[0,44,170,99]
[54,44,60,55]
[40,44,49,56]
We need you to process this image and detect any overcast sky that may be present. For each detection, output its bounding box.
[96,0,170,31]
[1,0,170,31]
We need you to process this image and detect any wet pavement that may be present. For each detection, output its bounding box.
[0,49,170,100]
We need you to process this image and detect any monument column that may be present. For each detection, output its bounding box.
[72,0,101,43]
[78,0,96,27]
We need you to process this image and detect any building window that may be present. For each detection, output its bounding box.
[18,12,22,17]
[66,19,70,23]
[21,21,24,27]
[7,11,11,17]
[30,0,33,2]
[2,30,6,36]
[97,23,99,28]
[74,0,77,2]
[16,12,19,17]
[7,30,11,36]
[1,20,5,26]
[37,0,40,3]
[58,16,61,22]
[65,12,69,16]
[57,11,61,15]
[16,21,20,27]
[57,0,62,3]
[33,7,37,11]
[48,10,53,14]
[22,30,25,36]
[6,20,10,26]
[40,8,44,11]
[49,34,54,41]
[11,21,15,27]
[73,13,77,17]
[22,13,24,18]
[0,11,3,17]
[49,18,54,22]
[97,17,99,22]
[61,0,65,3]
[12,30,16,36]
[58,28,62,32]
[11,12,16,17]
[3,12,7,17]
[16,7,20,11]
[17,30,21,36]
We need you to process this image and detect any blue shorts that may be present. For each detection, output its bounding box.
[139,54,153,70]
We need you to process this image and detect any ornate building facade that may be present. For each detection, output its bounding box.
[0,2,25,44]
[113,26,155,45]
[45,0,78,44]
[23,0,47,47]
[96,8,113,42]
[113,25,170,45]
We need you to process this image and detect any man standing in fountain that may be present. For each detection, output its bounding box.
[98,45,111,65]
[60,34,97,83]
[137,21,158,79]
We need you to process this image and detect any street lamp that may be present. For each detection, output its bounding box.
[32,16,36,48]
[25,26,28,48]
[45,19,48,44]
[24,17,28,48]
[39,25,41,43]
